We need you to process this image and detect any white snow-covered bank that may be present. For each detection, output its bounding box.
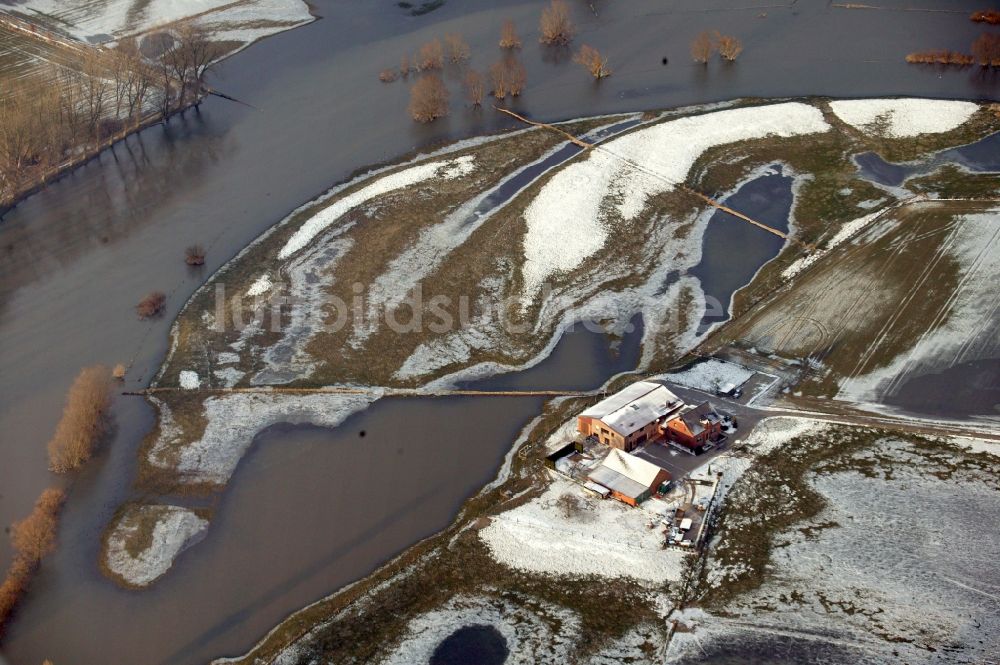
[829,98,978,138]
[103,504,208,587]
[520,102,830,297]
[479,476,687,584]
[147,391,379,485]
[277,155,476,259]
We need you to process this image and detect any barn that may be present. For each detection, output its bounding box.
[587,449,671,506]
[576,381,685,452]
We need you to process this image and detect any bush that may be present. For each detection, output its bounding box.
[573,44,612,78]
[47,366,112,473]
[11,489,65,563]
[399,54,411,78]
[184,244,205,265]
[112,363,126,380]
[691,31,714,63]
[971,32,1000,66]
[416,39,444,71]
[378,68,398,83]
[136,291,166,319]
[539,0,575,45]
[971,9,1000,24]
[444,33,470,64]
[717,34,743,61]
[408,74,449,122]
[0,488,66,631]
[905,50,973,65]
[490,57,527,99]
[464,69,485,106]
[499,19,521,49]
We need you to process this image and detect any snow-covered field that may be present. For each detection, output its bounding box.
[8,0,314,44]
[838,208,1000,404]
[147,391,379,485]
[479,476,687,584]
[520,102,830,297]
[829,98,979,138]
[660,358,755,393]
[103,504,208,587]
[673,440,1000,664]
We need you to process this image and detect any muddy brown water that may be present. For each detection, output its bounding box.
[1,0,998,663]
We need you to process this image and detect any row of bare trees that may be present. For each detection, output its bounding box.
[0,488,66,634]
[0,23,222,207]
[907,33,1000,68]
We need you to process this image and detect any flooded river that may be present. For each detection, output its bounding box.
[0,0,996,663]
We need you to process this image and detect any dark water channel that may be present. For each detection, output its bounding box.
[689,165,793,334]
[855,131,1000,187]
[1,0,998,663]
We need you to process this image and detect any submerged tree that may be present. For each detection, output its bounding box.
[716,33,743,61]
[691,31,714,63]
[409,74,450,122]
[539,0,575,45]
[574,44,612,78]
[499,19,522,49]
[464,69,485,106]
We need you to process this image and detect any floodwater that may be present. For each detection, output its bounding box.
[854,131,1000,187]
[689,165,793,333]
[1,0,997,663]
[430,625,508,665]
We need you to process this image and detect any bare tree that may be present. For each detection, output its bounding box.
[47,366,113,473]
[573,44,612,78]
[464,69,485,106]
[136,291,167,319]
[11,489,66,562]
[490,56,527,98]
[408,74,450,122]
[399,54,412,78]
[416,38,444,71]
[185,244,206,265]
[165,23,223,107]
[499,19,521,49]
[716,33,743,61]
[539,0,575,45]
[78,50,113,140]
[971,32,1000,66]
[444,33,471,64]
[691,31,714,64]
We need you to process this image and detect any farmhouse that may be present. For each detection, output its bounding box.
[577,381,684,452]
[665,401,724,449]
[588,449,671,506]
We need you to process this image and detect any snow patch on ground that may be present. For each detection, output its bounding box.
[829,98,979,138]
[147,391,379,485]
[742,416,828,455]
[103,504,207,587]
[521,102,829,297]
[479,475,687,584]
[179,370,200,389]
[660,358,754,392]
[380,594,581,665]
[246,274,272,297]
[277,155,475,260]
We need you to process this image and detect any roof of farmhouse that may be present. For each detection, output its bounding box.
[601,449,667,487]
[581,381,684,437]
